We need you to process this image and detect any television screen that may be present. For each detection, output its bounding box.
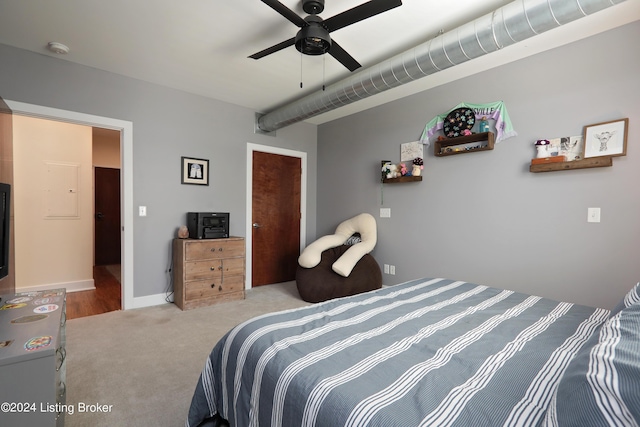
[0,182,10,280]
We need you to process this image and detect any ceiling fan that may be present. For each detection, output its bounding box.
[249,0,403,72]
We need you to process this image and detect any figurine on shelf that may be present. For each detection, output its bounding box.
[479,116,489,133]
[535,139,551,158]
[382,162,399,179]
[381,162,391,178]
[412,157,424,176]
[462,129,472,136]
[399,163,407,176]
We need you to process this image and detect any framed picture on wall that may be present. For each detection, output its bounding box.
[181,156,209,185]
[582,118,628,159]
[548,135,584,161]
[400,141,423,162]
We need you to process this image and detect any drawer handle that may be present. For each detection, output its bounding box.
[56,347,67,372]
[210,248,217,252]
[218,285,222,292]
[210,283,216,288]
[59,381,66,399]
[219,248,223,251]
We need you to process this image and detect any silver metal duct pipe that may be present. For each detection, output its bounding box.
[257,0,624,132]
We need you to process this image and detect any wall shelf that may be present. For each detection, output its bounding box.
[435,132,494,157]
[382,175,423,184]
[529,157,613,173]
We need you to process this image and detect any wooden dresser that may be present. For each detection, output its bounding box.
[172,237,245,310]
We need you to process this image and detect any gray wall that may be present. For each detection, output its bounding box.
[0,43,317,299]
[317,21,640,310]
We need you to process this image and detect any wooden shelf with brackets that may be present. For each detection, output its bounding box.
[529,156,613,172]
[434,132,495,157]
[382,175,423,184]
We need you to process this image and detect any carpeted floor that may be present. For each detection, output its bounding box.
[65,281,309,427]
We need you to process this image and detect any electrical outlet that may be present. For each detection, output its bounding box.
[389,265,396,275]
[380,208,391,218]
[384,264,390,274]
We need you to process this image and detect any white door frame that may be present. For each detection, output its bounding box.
[245,143,307,289]
[6,100,135,310]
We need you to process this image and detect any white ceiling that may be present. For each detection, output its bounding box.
[0,1,637,126]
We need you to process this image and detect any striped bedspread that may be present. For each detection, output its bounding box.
[186,278,608,427]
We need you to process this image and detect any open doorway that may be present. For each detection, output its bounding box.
[5,99,134,312]
[83,128,122,318]
[11,116,122,318]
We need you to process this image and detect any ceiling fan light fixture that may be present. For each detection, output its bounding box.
[252,0,402,71]
[295,21,331,55]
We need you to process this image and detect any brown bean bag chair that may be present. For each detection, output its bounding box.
[296,245,382,303]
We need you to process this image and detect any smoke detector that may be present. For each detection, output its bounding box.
[47,42,69,54]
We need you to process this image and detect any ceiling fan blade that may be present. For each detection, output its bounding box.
[261,0,307,27]
[249,37,296,60]
[328,40,362,72]
[324,0,402,33]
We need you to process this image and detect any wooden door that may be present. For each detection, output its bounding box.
[94,167,121,266]
[0,97,14,293]
[252,151,301,287]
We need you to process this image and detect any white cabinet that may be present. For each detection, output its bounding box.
[0,289,67,427]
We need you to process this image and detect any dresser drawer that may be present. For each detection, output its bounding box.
[185,276,245,301]
[184,257,244,281]
[185,260,223,281]
[222,257,245,277]
[185,239,244,261]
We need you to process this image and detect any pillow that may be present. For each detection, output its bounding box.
[345,233,362,246]
[610,282,640,318]
[542,303,640,426]
[298,213,376,277]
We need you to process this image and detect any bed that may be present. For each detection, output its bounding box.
[186,277,640,427]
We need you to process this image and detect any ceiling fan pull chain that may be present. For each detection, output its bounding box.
[322,54,326,91]
[300,50,304,89]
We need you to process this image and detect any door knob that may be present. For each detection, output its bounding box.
[252,223,262,228]
[95,212,105,220]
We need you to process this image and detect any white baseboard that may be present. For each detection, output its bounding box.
[17,281,174,310]
[131,292,174,309]
[16,279,95,294]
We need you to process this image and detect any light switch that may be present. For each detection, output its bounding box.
[139,206,147,217]
[587,207,600,223]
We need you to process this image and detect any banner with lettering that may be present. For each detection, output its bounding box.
[420,101,517,146]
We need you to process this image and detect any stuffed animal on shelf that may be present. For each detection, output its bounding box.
[382,163,399,179]
[412,157,424,176]
[535,139,551,158]
[399,163,407,176]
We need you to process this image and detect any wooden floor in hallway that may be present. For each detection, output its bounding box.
[66,265,121,319]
